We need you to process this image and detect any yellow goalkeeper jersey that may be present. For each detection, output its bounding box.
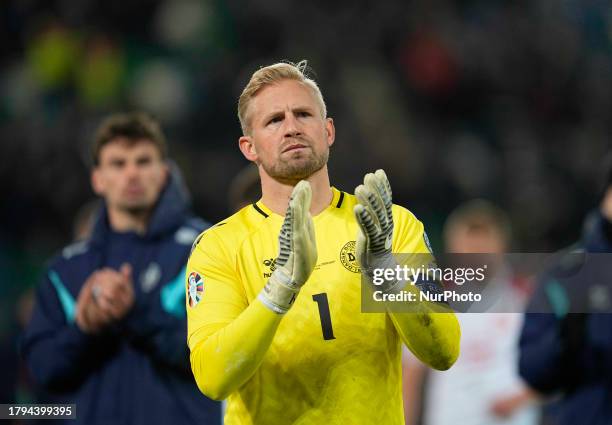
[187,187,432,425]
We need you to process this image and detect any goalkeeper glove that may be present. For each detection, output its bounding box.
[354,169,445,300]
[258,180,318,314]
[354,169,404,293]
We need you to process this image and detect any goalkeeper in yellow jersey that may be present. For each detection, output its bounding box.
[186,60,460,425]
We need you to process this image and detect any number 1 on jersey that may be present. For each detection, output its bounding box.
[312,293,335,340]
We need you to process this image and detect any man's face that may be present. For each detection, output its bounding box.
[92,139,168,214]
[446,225,507,279]
[240,79,335,182]
[446,226,507,254]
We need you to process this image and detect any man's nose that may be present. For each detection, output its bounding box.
[124,161,140,179]
[283,113,302,138]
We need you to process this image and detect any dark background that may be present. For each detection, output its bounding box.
[1,0,611,403]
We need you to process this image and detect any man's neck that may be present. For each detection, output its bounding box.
[107,206,150,235]
[259,166,333,216]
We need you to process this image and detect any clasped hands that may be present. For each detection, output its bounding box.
[260,169,398,314]
[75,264,135,334]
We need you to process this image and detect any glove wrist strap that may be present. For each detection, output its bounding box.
[362,251,400,292]
[258,269,300,314]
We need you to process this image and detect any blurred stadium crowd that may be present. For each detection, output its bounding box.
[2,0,612,421]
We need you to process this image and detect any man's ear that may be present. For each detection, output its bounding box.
[91,168,104,196]
[239,136,258,162]
[325,117,335,148]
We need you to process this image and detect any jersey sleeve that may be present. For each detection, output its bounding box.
[391,205,432,255]
[186,229,248,351]
[186,228,283,400]
[387,205,461,371]
[391,205,440,294]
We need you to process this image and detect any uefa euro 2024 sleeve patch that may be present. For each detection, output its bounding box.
[188,272,204,307]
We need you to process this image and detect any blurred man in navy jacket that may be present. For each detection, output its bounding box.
[519,167,612,425]
[22,112,220,425]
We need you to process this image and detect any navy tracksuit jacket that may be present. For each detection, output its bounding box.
[519,212,612,425]
[21,172,221,425]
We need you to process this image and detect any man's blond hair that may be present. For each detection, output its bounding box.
[237,60,327,135]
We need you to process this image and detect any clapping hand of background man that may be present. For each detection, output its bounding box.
[75,264,135,334]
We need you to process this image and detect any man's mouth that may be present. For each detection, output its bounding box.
[125,186,144,196]
[282,143,308,153]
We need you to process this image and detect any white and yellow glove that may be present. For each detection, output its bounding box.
[354,169,404,294]
[258,181,318,314]
[354,169,446,300]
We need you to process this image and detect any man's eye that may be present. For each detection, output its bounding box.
[268,116,282,125]
[297,111,311,117]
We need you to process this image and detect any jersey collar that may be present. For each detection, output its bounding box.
[253,186,344,219]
